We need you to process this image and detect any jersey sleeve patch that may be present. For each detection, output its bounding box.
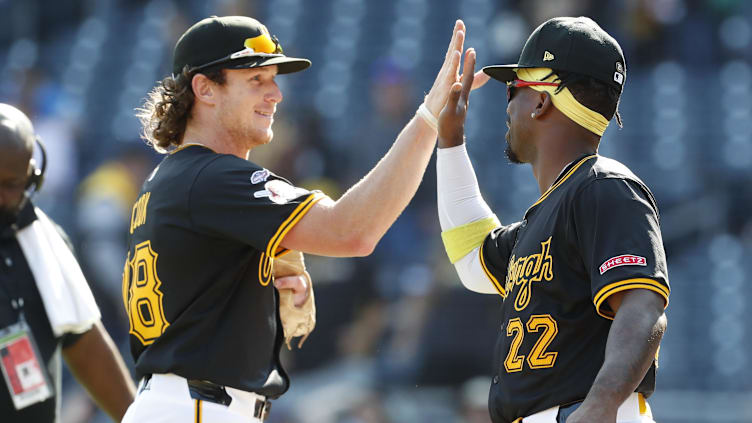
[250,169,271,184]
[593,278,670,320]
[599,254,647,275]
[255,179,310,205]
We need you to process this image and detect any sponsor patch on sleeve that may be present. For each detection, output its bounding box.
[599,254,647,275]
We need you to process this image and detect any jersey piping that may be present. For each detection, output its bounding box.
[528,155,598,211]
[593,278,670,320]
[479,241,506,297]
[258,192,324,286]
[266,192,323,258]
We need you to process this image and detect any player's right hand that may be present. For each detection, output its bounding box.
[437,48,476,149]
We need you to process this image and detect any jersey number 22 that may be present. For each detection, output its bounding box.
[504,314,558,372]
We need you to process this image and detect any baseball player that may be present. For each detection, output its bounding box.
[436,17,669,423]
[122,16,480,422]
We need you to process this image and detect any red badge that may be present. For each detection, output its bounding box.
[599,254,647,275]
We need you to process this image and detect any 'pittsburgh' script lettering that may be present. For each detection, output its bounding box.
[506,237,554,311]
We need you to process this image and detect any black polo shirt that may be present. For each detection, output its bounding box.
[0,203,82,423]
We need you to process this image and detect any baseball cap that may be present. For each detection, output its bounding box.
[172,16,311,77]
[483,17,626,91]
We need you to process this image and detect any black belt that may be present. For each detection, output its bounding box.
[140,375,272,421]
[187,379,272,421]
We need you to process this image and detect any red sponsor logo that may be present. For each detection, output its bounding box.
[599,254,647,275]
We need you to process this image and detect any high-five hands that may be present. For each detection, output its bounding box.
[424,20,490,119]
[437,47,479,148]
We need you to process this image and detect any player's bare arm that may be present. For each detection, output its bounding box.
[566,289,667,423]
[281,21,473,257]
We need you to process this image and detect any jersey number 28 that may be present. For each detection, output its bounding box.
[122,240,170,345]
[504,314,558,372]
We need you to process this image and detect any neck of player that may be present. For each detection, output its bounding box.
[530,123,599,195]
[182,120,252,160]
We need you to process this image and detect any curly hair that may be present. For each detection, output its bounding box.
[545,70,623,128]
[136,66,226,153]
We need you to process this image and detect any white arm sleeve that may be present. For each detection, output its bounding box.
[437,144,501,295]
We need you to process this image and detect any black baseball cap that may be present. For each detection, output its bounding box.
[172,16,311,77]
[483,17,626,91]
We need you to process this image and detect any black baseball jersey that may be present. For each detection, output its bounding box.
[122,144,322,398]
[479,155,670,423]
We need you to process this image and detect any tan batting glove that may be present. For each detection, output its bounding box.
[273,250,316,350]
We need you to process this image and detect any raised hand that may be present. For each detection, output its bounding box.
[437,48,476,148]
[424,20,466,117]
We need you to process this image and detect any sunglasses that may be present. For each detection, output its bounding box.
[506,79,560,101]
[189,33,284,73]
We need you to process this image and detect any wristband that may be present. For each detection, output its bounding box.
[416,103,438,131]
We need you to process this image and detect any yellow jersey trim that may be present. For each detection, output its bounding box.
[258,192,324,286]
[593,278,670,320]
[195,399,202,423]
[528,155,597,210]
[441,216,501,263]
[479,241,506,297]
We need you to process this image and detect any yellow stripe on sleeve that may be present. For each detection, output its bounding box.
[479,241,506,298]
[593,278,670,320]
[266,192,325,258]
[258,192,325,286]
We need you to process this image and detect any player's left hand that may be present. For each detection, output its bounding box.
[424,21,489,118]
[437,48,476,148]
[564,402,617,423]
[274,275,308,307]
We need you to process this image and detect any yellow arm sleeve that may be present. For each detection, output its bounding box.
[441,216,501,264]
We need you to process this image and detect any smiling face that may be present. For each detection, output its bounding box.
[214,65,283,149]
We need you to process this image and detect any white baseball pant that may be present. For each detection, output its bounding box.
[121,373,268,423]
[519,393,655,423]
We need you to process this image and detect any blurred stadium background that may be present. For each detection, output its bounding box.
[2,0,752,422]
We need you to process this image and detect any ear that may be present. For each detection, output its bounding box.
[531,91,554,119]
[191,73,219,106]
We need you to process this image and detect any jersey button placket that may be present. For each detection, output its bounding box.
[4,257,11,267]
